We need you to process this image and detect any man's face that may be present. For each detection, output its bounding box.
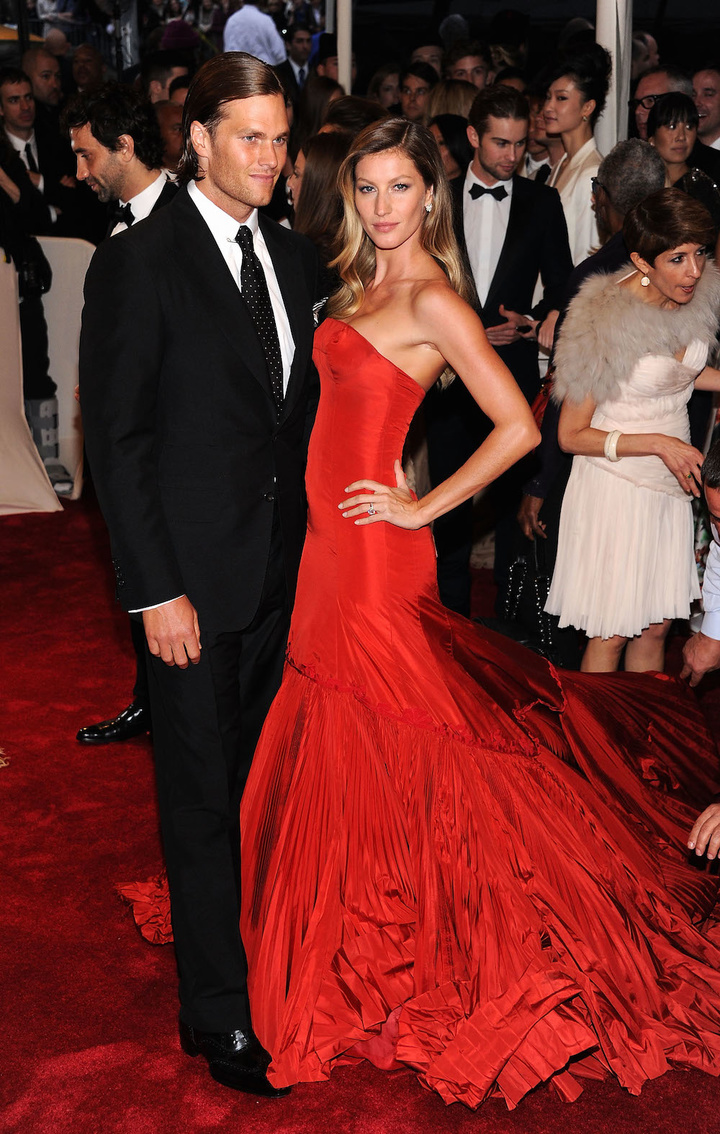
[156,101,184,170]
[410,45,442,77]
[70,122,128,202]
[468,115,527,183]
[317,54,356,86]
[25,51,62,107]
[633,71,671,140]
[693,70,720,144]
[448,54,489,90]
[632,34,659,80]
[150,65,188,103]
[400,74,431,123]
[73,46,104,92]
[527,97,549,157]
[0,81,35,137]
[288,29,312,66]
[191,94,289,223]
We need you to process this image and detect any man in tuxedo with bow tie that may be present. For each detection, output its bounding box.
[80,53,318,1095]
[427,84,573,615]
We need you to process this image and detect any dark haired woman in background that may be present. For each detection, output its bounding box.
[293,74,344,154]
[546,190,720,672]
[647,92,720,257]
[428,113,473,182]
[544,46,612,263]
[288,130,351,302]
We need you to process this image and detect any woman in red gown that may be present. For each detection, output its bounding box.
[123,118,720,1108]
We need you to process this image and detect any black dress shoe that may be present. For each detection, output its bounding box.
[179,1018,291,1096]
[76,700,151,745]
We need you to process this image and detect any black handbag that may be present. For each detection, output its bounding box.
[16,235,52,299]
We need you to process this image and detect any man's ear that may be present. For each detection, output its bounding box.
[116,133,137,163]
[467,124,479,150]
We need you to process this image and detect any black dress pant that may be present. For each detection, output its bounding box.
[146,516,289,1032]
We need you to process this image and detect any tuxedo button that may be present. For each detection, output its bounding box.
[263,492,275,502]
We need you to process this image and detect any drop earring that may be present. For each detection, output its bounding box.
[641,275,650,287]
[425,202,432,213]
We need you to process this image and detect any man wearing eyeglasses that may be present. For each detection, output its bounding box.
[631,64,720,183]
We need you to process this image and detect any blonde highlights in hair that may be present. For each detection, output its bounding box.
[327,118,474,329]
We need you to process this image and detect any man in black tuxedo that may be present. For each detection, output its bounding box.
[80,53,318,1095]
[426,84,572,615]
[274,23,312,108]
[66,84,178,746]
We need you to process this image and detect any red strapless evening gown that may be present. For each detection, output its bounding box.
[121,317,720,1109]
[238,318,720,1108]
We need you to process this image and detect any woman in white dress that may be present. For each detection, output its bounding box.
[545,190,720,673]
[544,47,611,265]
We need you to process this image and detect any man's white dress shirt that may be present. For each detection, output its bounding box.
[702,533,720,639]
[462,165,513,307]
[222,3,286,64]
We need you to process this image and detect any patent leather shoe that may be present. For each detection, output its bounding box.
[179,1018,291,1096]
[76,700,151,745]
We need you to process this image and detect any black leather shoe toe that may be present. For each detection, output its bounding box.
[179,1019,290,1097]
[76,701,151,745]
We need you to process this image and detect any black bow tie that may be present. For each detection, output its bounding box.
[111,202,135,227]
[468,183,508,202]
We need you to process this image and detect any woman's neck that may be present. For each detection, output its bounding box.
[667,161,690,185]
[560,122,593,162]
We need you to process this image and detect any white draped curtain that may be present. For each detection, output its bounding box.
[595,0,634,155]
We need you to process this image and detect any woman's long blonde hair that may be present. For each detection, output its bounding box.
[326,117,474,324]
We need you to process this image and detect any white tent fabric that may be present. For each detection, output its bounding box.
[0,260,62,516]
[595,0,633,156]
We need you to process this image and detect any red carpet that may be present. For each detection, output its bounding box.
[4,497,720,1133]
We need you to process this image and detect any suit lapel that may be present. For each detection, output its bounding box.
[170,188,275,406]
[484,175,531,314]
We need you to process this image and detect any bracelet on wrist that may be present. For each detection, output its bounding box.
[604,429,622,462]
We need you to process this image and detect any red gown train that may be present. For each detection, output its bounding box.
[239,318,720,1108]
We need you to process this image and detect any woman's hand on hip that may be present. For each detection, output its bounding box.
[339,460,424,529]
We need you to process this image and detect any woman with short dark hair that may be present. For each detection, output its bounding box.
[546,188,720,672]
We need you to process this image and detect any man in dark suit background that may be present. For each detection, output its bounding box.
[426,84,573,615]
[274,23,313,108]
[79,53,318,1095]
[67,84,178,746]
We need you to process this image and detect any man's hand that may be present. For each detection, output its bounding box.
[688,802,720,859]
[143,595,201,669]
[517,494,547,541]
[485,304,535,346]
[680,630,720,687]
[28,170,41,189]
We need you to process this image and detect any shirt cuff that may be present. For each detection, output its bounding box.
[129,594,185,613]
[701,609,720,640]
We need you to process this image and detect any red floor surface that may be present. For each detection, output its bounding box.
[3,497,720,1133]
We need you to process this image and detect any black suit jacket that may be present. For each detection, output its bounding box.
[451,172,573,398]
[80,185,318,632]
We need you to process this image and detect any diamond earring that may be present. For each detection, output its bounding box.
[425,202,432,213]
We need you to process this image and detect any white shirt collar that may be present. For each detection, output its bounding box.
[188,178,258,242]
[121,171,168,222]
[464,164,514,198]
[5,127,36,150]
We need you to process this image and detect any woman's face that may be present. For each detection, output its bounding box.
[544,76,594,135]
[287,148,305,208]
[354,148,433,250]
[650,119,697,167]
[429,123,460,180]
[377,73,400,109]
[637,242,707,305]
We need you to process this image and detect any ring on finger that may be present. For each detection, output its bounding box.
[367,505,376,515]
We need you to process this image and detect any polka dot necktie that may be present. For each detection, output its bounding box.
[235,224,284,416]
